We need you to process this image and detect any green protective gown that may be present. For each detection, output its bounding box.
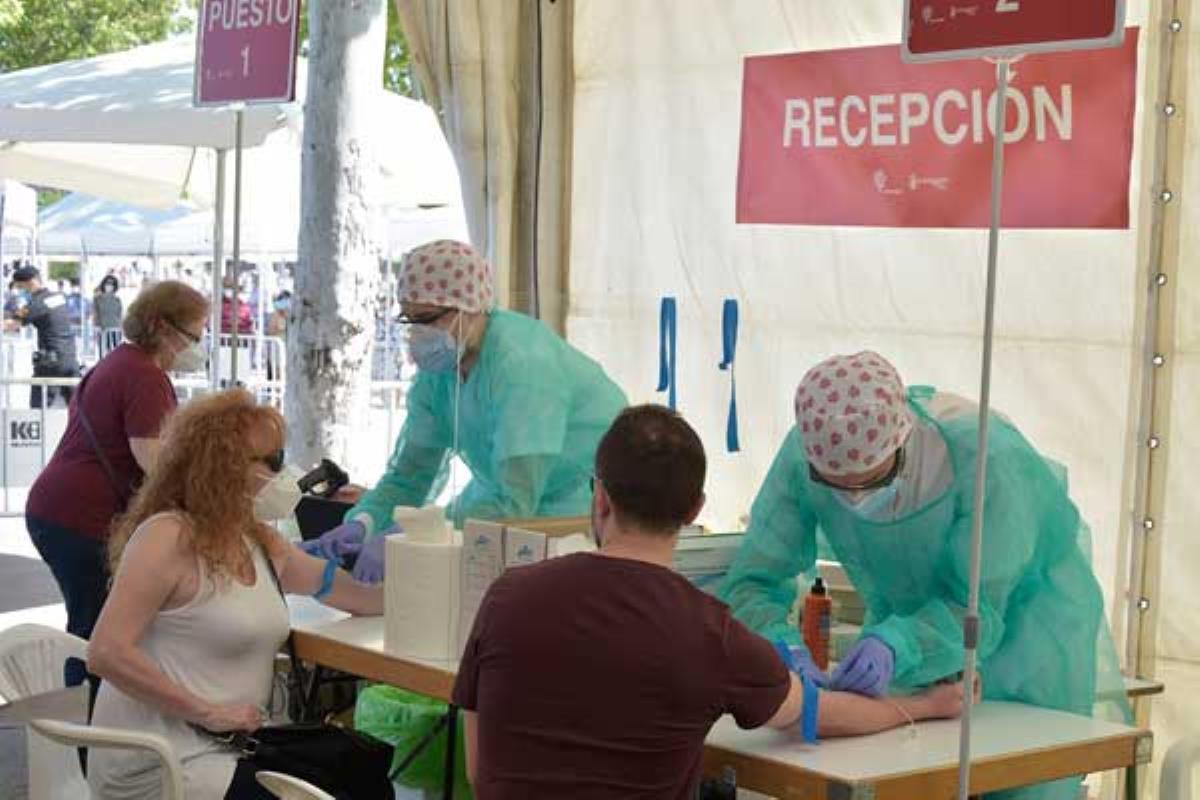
[720,388,1128,800]
[349,309,628,530]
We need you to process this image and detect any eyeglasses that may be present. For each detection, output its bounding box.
[168,320,203,346]
[397,308,454,326]
[257,449,286,473]
[809,447,905,493]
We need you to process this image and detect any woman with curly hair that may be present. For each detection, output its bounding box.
[86,390,383,800]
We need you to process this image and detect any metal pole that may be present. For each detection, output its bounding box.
[212,149,228,391]
[956,58,1010,800]
[231,109,245,385]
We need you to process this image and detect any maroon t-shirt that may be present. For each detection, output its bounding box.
[452,552,790,799]
[27,344,177,539]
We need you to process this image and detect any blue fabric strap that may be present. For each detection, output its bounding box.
[313,558,338,600]
[774,641,819,743]
[800,672,820,744]
[718,299,740,452]
[657,297,678,409]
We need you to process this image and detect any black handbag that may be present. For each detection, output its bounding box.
[227,722,394,800]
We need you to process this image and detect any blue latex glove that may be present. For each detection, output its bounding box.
[830,636,895,697]
[774,641,830,689]
[300,520,366,561]
[349,527,403,584]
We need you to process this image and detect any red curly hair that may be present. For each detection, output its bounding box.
[109,389,286,582]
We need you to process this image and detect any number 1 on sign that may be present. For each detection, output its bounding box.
[995,0,1020,11]
[241,45,250,77]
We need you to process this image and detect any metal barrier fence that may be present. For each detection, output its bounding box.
[0,376,411,516]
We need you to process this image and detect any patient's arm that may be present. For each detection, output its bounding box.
[765,677,975,737]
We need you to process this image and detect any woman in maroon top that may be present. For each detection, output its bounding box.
[26,280,209,686]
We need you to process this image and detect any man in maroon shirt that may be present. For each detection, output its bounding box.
[453,405,972,799]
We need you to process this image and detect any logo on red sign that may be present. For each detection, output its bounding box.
[904,0,1125,61]
[735,31,1138,229]
[194,0,301,106]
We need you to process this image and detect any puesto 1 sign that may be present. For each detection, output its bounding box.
[735,31,1138,229]
[904,0,1126,62]
[194,0,301,106]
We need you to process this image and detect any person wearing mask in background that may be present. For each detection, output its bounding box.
[94,274,125,357]
[88,390,384,800]
[454,405,973,798]
[265,290,290,382]
[4,265,78,408]
[26,280,209,690]
[720,351,1126,800]
[303,240,628,583]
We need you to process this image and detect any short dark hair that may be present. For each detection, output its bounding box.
[594,405,706,533]
[12,265,39,283]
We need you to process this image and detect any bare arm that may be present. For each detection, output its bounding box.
[128,437,160,473]
[764,675,972,737]
[464,710,478,784]
[87,515,261,732]
[264,528,384,616]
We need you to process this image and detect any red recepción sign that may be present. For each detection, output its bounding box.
[904,0,1126,61]
[194,0,301,106]
[735,30,1138,229]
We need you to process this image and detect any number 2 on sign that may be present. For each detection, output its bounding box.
[241,45,250,77]
[995,0,1020,11]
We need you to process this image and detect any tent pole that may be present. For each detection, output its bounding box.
[211,148,227,392]
[956,57,1011,800]
[231,108,244,385]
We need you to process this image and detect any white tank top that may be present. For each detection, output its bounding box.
[89,534,290,800]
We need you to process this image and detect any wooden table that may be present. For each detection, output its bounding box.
[289,604,1153,799]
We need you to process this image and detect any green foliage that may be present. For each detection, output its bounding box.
[298,1,415,97]
[0,0,181,72]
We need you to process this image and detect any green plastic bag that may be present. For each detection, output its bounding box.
[354,685,473,798]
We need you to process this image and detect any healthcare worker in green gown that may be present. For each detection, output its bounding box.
[720,351,1127,800]
[303,240,628,582]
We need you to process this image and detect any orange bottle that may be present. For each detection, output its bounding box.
[802,577,832,671]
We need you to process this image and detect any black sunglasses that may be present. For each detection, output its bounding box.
[257,449,286,473]
[397,308,455,326]
[809,447,905,493]
[168,319,203,346]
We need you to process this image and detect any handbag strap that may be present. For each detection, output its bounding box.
[74,369,133,505]
[262,547,319,720]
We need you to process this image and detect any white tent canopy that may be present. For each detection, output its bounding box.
[0,179,37,258]
[0,38,461,211]
[38,192,469,260]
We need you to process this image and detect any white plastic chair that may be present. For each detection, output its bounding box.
[255,770,337,800]
[30,718,186,800]
[1160,735,1200,800]
[0,624,90,800]
[0,623,88,700]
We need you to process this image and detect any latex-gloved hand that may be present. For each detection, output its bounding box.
[774,641,829,689]
[349,527,403,584]
[300,520,365,561]
[830,636,895,697]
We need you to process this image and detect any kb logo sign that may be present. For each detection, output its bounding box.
[10,420,42,447]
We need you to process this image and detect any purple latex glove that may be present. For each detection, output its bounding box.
[830,636,895,697]
[300,520,365,561]
[349,527,403,584]
[776,642,830,688]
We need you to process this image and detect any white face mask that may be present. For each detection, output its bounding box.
[254,465,305,522]
[172,340,207,373]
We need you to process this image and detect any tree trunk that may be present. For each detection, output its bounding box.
[288,0,387,474]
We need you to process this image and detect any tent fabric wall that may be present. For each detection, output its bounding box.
[1149,3,1200,795]
[394,0,571,320]
[568,0,1198,793]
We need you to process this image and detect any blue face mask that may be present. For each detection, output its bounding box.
[407,325,461,373]
[834,478,905,521]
